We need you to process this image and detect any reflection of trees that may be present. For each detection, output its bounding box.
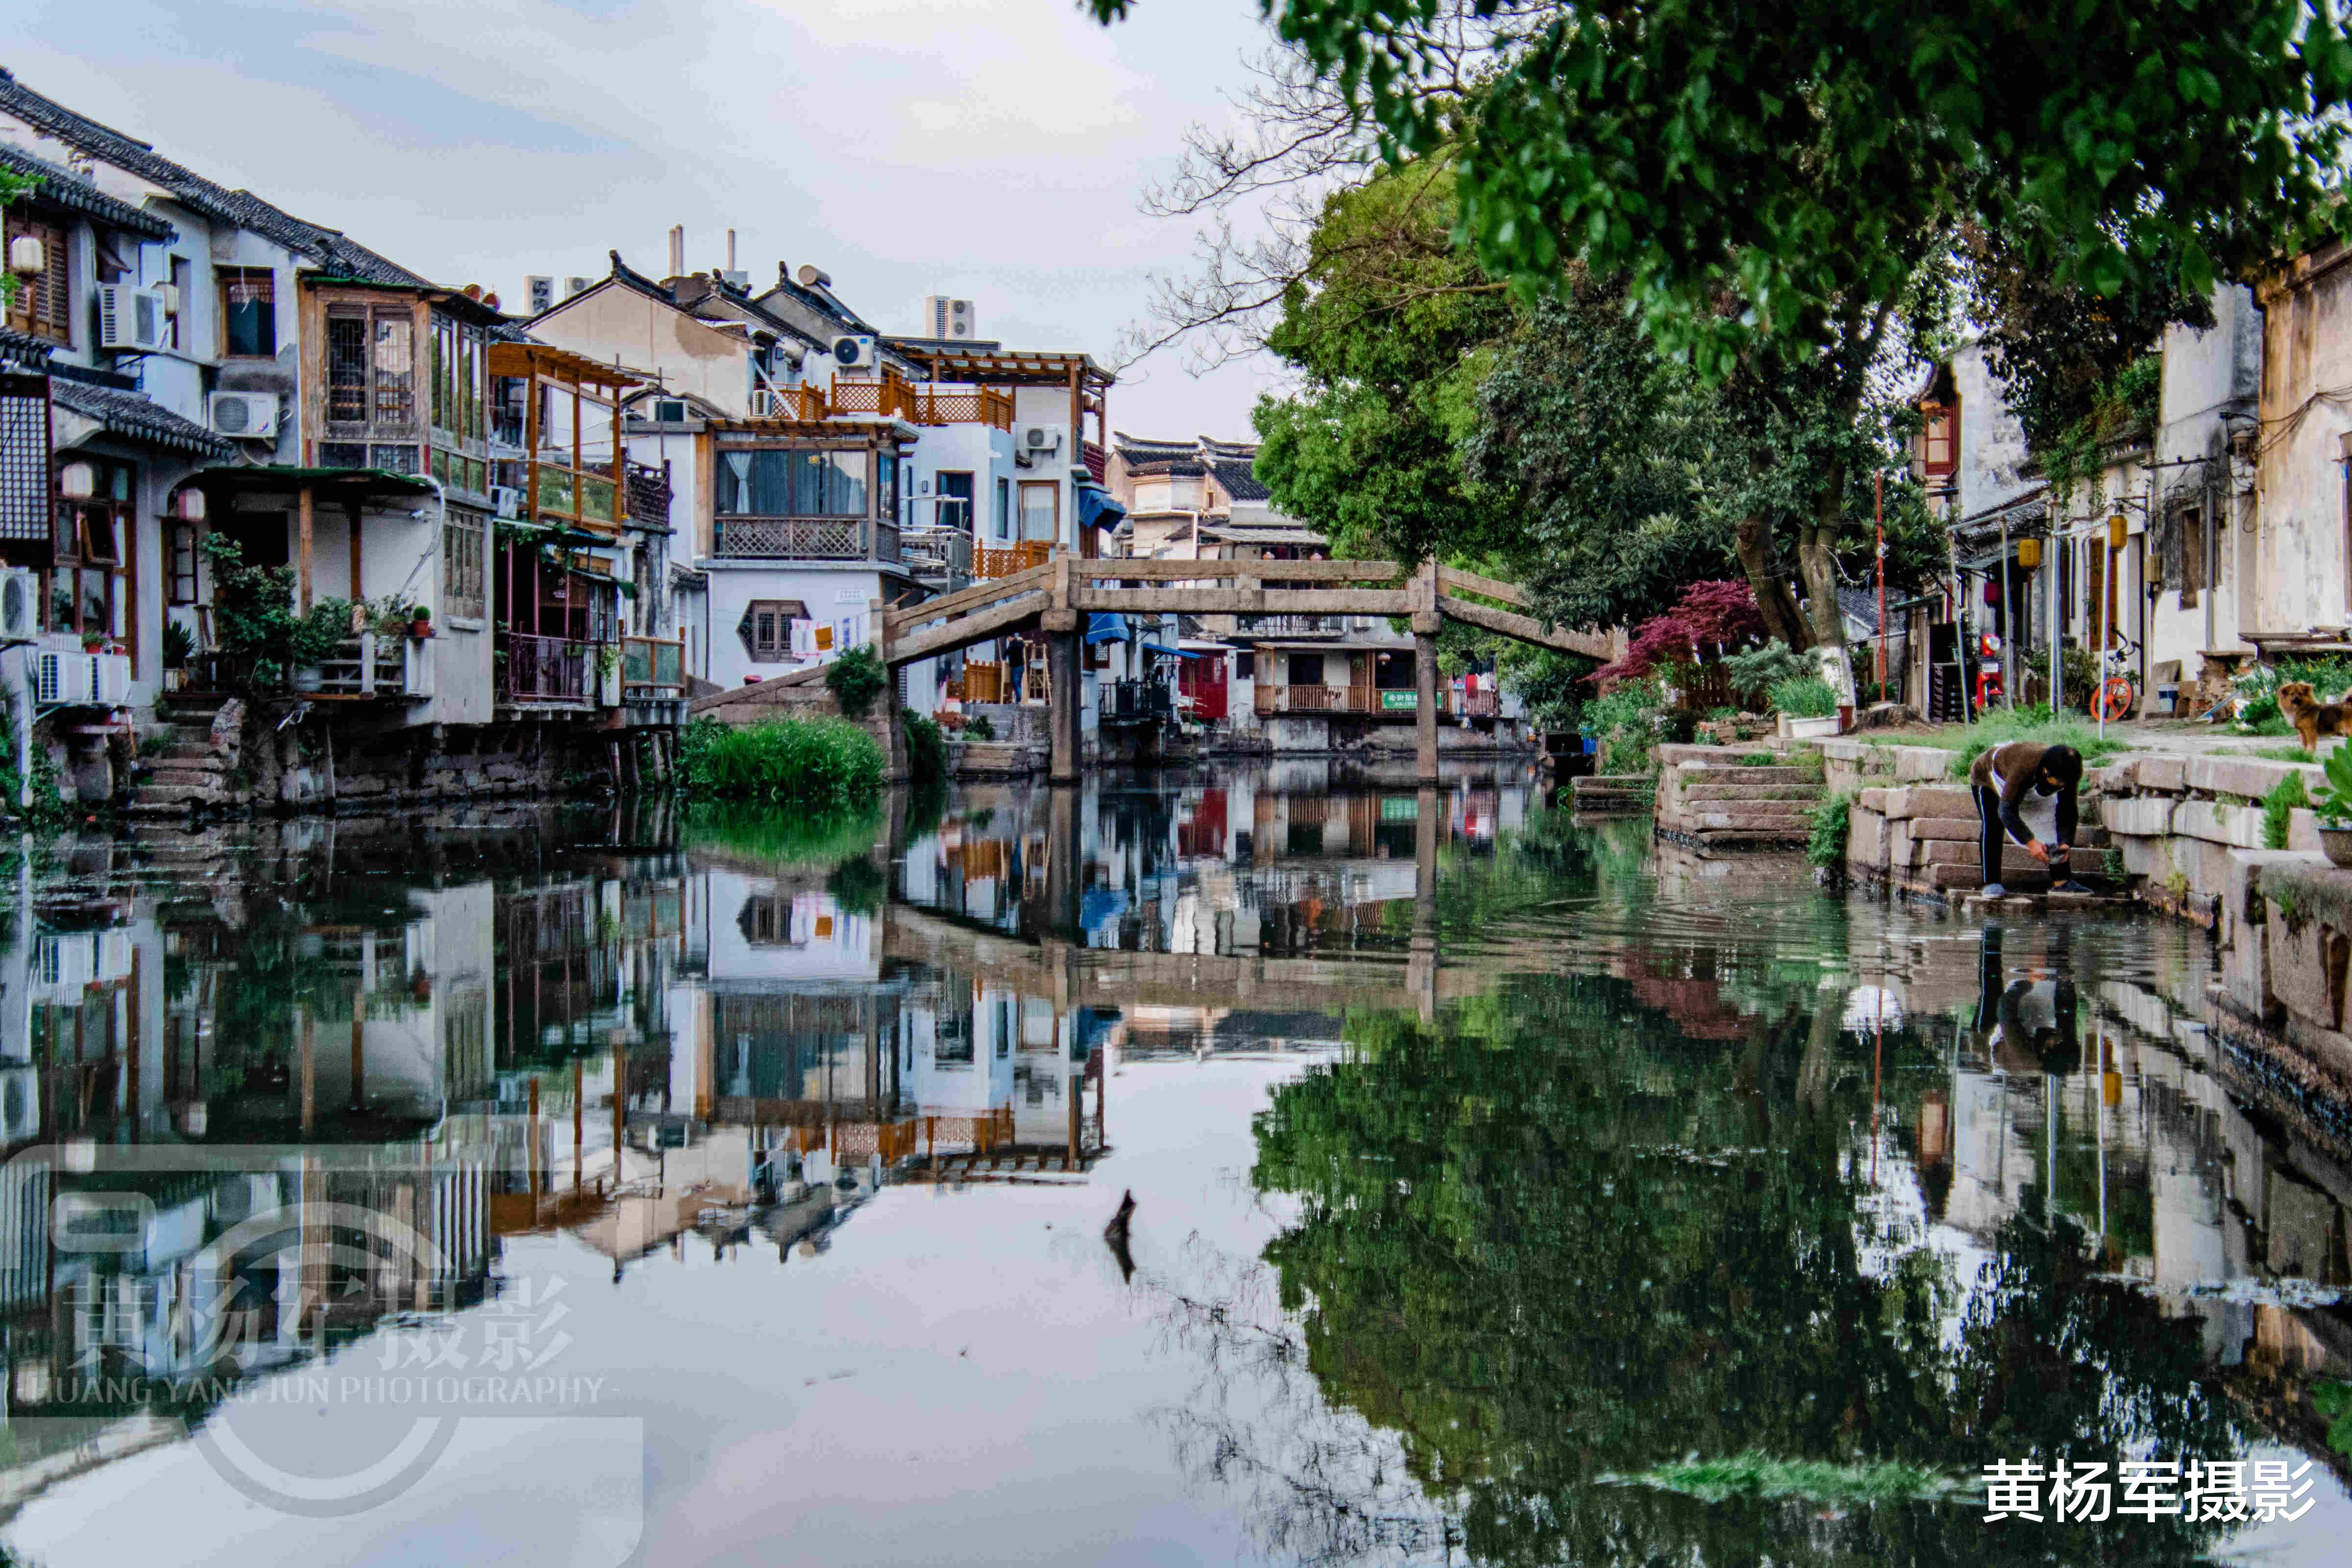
[1221,982,2246,1565]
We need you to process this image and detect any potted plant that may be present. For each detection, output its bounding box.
[2314,746,2352,867]
[1768,674,1843,738]
[287,596,355,694]
[409,604,433,639]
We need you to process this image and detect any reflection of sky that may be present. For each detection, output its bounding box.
[2,1053,1356,1568]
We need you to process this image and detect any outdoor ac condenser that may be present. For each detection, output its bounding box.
[33,651,94,707]
[95,285,169,351]
[208,391,280,439]
[91,653,131,707]
[0,568,35,642]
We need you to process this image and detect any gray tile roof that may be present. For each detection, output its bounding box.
[49,378,230,457]
[1207,456,1269,502]
[0,326,55,369]
[0,68,430,287]
[0,143,174,240]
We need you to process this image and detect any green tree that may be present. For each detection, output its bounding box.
[1096,0,2352,655]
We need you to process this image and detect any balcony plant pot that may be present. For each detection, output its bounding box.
[2321,822,2352,869]
[1784,714,1841,740]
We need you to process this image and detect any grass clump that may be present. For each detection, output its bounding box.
[2263,772,2311,850]
[1806,792,1854,870]
[1766,674,1839,718]
[1937,705,2132,779]
[678,715,883,807]
[1612,1453,1966,1505]
[681,802,884,867]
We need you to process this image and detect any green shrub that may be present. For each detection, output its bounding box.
[901,710,947,783]
[2263,772,2310,850]
[1582,678,1664,774]
[1767,675,1839,718]
[1806,792,1853,870]
[2317,742,2352,824]
[825,855,885,914]
[677,715,883,806]
[1722,639,1811,709]
[680,802,883,866]
[825,644,888,718]
[964,712,996,741]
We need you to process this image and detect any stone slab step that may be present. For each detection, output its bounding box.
[1673,764,1820,786]
[1676,784,1826,803]
[141,765,223,788]
[160,742,215,762]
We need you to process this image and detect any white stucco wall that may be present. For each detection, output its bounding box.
[2258,250,2352,636]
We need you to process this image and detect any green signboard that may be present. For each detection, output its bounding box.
[1380,689,1418,711]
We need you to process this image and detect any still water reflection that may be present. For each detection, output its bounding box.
[0,761,2348,1565]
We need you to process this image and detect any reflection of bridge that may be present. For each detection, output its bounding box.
[874,558,1609,783]
[884,780,1550,1019]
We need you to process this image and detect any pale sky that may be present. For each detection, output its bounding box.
[5,0,1293,439]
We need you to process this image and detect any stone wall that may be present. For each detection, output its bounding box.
[1651,743,1824,848]
[2100,752,2329,926]
[1835,741,2115,902]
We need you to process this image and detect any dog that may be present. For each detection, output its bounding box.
[2277,680,2352,751]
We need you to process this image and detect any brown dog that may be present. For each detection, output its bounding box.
[2277,681,2352,751]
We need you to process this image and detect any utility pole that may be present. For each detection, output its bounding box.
[1874,470,1887,701]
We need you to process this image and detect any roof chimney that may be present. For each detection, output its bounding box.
[726,229,737,274]
[668,225,685,278]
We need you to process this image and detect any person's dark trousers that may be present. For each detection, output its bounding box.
[1975,783,2067,886]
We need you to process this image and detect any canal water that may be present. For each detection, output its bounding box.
[0,761,2348,1566]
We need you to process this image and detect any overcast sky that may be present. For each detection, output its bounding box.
[7,0,1292,438]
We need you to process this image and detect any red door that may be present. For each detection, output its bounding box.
[1181,655,1228,721]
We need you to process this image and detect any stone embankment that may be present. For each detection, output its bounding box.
[1569,774,1651,812]
[1652,743,1827,849]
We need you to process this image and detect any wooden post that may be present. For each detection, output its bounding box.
[297,485,315,612]
[1410,784,1439,1024]
[573,1059,584,1192]
[1413,560,1441,784]
[348,504,364,605]
[528,1076,542,1198]
[874,594,906,782]
[1046,553,1080,782]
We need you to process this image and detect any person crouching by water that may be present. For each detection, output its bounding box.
[1969,741,2091,897]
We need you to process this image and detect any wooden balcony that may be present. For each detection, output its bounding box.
[826,372,1014,431]
[305,636,424,700]
[1254,684,1422,717]
[974,540,1052,580]
[713,515,900,563]
[498,632,595,707]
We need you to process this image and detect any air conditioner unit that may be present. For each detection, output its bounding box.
[491,486,523,520]
[207,390,280,439]
[0,567,34,642]
[95,284,168,351]
[831,334,877,370]
[91,652,131,707]
[33,651,94,707]
[750,388,784,417]
[526,275,556,314]
[1016,424,1064,466]
[96,928,133,983]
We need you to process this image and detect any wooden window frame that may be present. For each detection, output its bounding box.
[745,598,793,663]
[218,266,276,359]
[3,214,71,345]
[1017,479,1059,544]
[166,522,200,606]
[442,514,486,622]
[1921,402,1958,478]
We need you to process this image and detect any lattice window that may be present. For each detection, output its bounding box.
[327,315,369,422]
[0,374,50,541]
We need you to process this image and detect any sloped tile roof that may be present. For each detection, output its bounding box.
[1208,457,1269,502]
[0,68,430,287]
[0,142,174,239]
[50,377,230,457]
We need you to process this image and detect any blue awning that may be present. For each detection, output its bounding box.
[1141,641,1201,659]
[1085,612,1129,645]
[1076,484,1127,532]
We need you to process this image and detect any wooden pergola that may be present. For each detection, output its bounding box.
[486,342,646,535]
[895,348,1114,449]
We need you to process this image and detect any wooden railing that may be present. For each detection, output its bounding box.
[311,636,415,699]
[956,660,1009,703]
[621,635,685,698]
[974,540,1052,580]
[498,633,594,706]
[750,385,829,421]
[1457,686,1499,718]
[826,376,920,422]
[714,516,880,560]
[1255,684,1444,716]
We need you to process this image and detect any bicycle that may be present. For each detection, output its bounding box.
[2089,633,2142,723]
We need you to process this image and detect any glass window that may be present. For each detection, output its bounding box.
[443,515,485,620]
[220,268,276,357]
[167,524,199,605]
[878,451,899,521]
[1018,481,1058,542]
[715,449,871,515]
[3,216,70,344]
[994,477,1010,539]
[373,311,414,424]
[936,470,975,531]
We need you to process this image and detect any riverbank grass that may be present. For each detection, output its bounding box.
[678,715,883,806]
[1893,707,2133,779]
